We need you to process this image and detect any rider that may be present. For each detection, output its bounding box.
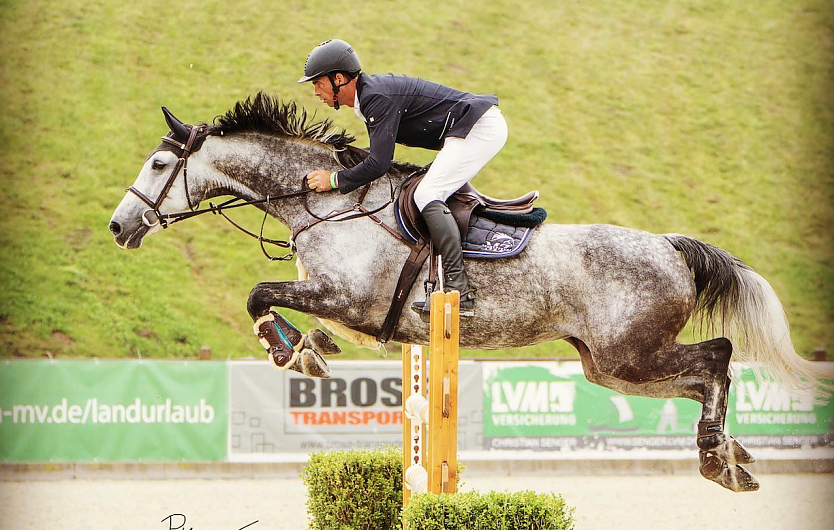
[301,39,508,318]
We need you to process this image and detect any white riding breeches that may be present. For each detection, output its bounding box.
[413,106,508,211]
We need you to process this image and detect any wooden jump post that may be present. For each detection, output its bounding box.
[402,289,460,506]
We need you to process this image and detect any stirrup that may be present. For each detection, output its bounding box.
[410,282,475,320]
[410,280,435,323]
[459,291,475,317]
[410,298,475,319]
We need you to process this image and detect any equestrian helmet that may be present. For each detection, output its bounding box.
[297,39,361,83]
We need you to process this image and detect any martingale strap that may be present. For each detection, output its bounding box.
[291,175,404,245]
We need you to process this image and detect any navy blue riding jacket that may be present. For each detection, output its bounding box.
[336,73,499,194]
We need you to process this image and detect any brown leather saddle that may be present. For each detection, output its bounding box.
[376,170,540,342]
[397,170,539,244]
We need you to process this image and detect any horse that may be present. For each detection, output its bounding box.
[110,93,831,493]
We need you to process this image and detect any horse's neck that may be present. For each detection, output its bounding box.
[202,134,411,235]
[200,134,338,229]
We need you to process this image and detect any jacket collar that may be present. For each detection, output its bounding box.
[353,73,368,122]
[356,72,368,99]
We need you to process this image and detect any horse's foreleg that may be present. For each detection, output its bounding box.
[247,279,352,378]
[247,278,354,321]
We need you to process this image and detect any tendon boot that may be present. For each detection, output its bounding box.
[411,200,476,319]
[253,311,303,369]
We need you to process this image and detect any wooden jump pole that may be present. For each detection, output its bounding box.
[402,289,460,507]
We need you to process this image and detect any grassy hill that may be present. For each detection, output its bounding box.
[0,0,831,361]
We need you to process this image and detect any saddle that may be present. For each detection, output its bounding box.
[377,169,546,342]
[397,169,541,245]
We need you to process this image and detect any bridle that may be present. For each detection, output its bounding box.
[126,125,409,261]
[127,125,203,229]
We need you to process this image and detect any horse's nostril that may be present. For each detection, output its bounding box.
[109,221,122,235]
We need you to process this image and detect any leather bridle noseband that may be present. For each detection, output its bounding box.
[127,125,203,229]
[126,125,406,261]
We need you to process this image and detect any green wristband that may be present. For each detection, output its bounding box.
[330,171,338,189]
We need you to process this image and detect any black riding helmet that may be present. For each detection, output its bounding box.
[297,39,361,83]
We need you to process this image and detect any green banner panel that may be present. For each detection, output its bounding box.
[0,360,228,462]
[727,366,834,448]
[483,362,832,450]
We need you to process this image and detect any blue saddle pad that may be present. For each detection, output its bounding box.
[396,208,544,260]
[461,214,535,259]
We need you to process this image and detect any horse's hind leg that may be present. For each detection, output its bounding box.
[692,340,759,492]
[566,336,759,492]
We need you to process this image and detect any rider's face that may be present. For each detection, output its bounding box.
[312,76,335,107]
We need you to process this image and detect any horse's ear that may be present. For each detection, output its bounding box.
[161,106,190,142]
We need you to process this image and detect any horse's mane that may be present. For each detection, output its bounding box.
[207,92,421,174]
[211,92,355,149]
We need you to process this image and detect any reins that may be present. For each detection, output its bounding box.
[294,173,412,249]
[161,190,315,261]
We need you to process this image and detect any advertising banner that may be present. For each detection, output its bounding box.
[483,362,702,450]
[1,358,828,463]
[228,360,483,460]
[0,360,228,462]
[728,366,833,448]
[482,362,832,451]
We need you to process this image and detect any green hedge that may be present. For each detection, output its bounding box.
[302,447,403,530]
[403,491,573,530]
[303,448,574,530]
[403,490,575,530]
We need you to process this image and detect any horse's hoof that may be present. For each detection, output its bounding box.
[728,436,755,465]
[698,433,756,465]
[306,328,341,356]
[699,452,759,492]
[296,348,331,379]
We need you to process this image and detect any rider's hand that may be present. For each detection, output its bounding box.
[306,169,334,192]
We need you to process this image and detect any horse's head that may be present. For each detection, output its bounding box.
[109,107,211,249]
[110,93,411,251]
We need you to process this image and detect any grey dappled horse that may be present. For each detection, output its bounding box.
[110,94,831,493]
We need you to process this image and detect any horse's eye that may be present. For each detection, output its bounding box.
[152,160,166,171]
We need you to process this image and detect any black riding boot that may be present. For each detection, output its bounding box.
[411,200,476,318]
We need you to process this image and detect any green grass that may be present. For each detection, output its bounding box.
[0,0,831,361]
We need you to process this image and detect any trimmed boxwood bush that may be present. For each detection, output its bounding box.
[403,490,575,530]
[303,447,575,530]
[302,447,403,530]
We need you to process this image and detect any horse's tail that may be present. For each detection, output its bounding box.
[664,234,833,396]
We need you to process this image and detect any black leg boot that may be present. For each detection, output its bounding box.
[410,200,476,318]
